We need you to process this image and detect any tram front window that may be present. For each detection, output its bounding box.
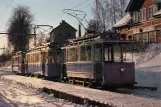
[114,45,122,62]
[104,45,112,62]
[104,44,123,63]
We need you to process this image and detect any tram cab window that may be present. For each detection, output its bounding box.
[94,43,102,62]
[104,44,123,63]
[80,45,91,61]
[113,45,122,62]
[122,45,133,62]
[104,45,112,62]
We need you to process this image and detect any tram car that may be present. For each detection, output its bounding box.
[25,43,62,78]
[12,51,25,74]
[65,36,135,87]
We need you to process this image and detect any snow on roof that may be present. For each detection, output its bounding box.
[153,0,161,3]
[113,14,131,28]
[154,9,161,17]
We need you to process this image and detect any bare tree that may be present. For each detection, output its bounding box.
[92,0,129,31]
[119,0,128,18]
[7,5,33,52]
[93,0,110,32]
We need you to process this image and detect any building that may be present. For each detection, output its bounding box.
[113,0,161,43]
[50,20,77,44]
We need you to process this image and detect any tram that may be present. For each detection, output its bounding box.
[65,36,135,87]
[25,43,62,78]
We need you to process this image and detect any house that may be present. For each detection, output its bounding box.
[113,0,161,43]
[50,20,77,44]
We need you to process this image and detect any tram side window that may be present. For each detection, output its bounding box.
[67,48,76,62]
[45,52,48,63]
[29,55,30,63]
[80,45,91,61]
[76,46,80,61]
[94,44,102,62]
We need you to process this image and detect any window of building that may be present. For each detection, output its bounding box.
[133,34,139,42]
[149,31,156,43]
[132,31,157,44]
[132,11,138,22]
[142,33,148,43]
[140,8,146,21]
[149,6,157,18]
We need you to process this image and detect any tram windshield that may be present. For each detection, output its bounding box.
[103,44,133,63]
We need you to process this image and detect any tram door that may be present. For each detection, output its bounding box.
[102,43,135,85]
[42,52,47,75]
[45,50,61,78]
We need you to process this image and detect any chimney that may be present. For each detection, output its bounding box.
[79,24,81,37]
[62,20,65,23]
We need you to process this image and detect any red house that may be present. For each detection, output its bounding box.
[113,0,161,43]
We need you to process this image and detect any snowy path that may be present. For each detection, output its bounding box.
[0,79,58,107]
[0,94,15,107]
[0,71,82,107]
[2,74,161,107]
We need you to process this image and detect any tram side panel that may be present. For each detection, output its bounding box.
[66,44,103,81]
[102,63,135,86]
[45,63,61,78]
[26,52,44,75]
[66,63,95,79]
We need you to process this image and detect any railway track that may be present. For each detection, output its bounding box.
[0,93,17,107]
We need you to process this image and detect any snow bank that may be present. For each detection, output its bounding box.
[132,43,161,98]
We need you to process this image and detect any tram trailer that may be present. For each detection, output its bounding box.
[25,46,61,78]
[11,51,25,74]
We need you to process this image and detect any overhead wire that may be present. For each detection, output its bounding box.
[0,0,14,34]
[46,0,91,23]
[0,0,14,17]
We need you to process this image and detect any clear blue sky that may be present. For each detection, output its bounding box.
[0,0,94,50]
[0,0,94,32]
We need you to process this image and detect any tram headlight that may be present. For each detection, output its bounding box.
[120,68,125,72]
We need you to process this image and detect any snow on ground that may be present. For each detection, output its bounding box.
[0,94,15,107]
[2,74,161,107]
[0,71,83,107]
[128,43,161,98]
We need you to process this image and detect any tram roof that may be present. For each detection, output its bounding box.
[66,39,134,47]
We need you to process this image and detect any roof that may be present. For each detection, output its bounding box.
[113,14,131,28]
[153,0,161,3]
[50,20,77,34]
[125,0,145,12]
[154,9,161,17]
